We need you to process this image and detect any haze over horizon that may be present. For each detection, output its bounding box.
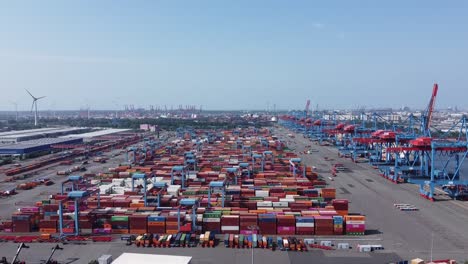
[1,1,467,111]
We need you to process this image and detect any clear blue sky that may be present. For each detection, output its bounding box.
[0,0,467,111]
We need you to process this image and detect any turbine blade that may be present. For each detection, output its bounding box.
[25,89,36,99]
[31,101,35,112]
[37,96,46,100]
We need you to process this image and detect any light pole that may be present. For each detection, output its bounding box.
[248,225,259,264]
[430,232,434,262]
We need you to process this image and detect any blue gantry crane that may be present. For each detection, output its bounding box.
[147,182,167,208]
[252,153,263,172]
[177,198,199,232]
[226,167,240,185]
[184,151,197,171]
[289,158,306,178]
[171,166,187,189]
[207,180,227,208]
[239,162,252,178]
[131,173,153,206]
[58,189,100,236]
[61,175,84,194]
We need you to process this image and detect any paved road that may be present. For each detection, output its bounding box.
[274,126,468,262]
[0,241,404,264]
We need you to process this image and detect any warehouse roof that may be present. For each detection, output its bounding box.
[61,128,131,138]
[0,127,90,143]
[0,137,83,155]
[0,127,58,137]
[112,253,191,264]
[0,127,87,138]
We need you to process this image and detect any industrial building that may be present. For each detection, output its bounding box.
[0,127,89,144]
[60,128,131,142]
[0,137,83,157]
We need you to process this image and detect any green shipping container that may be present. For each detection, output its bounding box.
[111,216,129,222]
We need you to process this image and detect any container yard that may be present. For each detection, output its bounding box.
[0,126,466,263]
[1,2,468,263]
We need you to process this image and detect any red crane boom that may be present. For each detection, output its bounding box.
[425,83,438,133]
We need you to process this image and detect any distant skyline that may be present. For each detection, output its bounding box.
[1,1,467,111]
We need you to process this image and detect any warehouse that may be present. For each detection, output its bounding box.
[0,137,83,157]
[60,128,131,142]
[0,127,89,144]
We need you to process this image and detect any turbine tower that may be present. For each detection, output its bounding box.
[25,89,46,126]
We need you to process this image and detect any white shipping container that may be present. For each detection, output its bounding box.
[257,207,274,211]
[273,202,289,207]
[296,223,315,227]
[203,218,221,223]
[320,241,332,247]
[111,187,125,194]
[358,245,372,252]
[346,221,365,225]
[279,198,295,203]
[90,180,101,185]
[221,226,240,231]
[255,190,270,197]
[169,211,185,217]
[98,255,113,264]
[257,201,272,207]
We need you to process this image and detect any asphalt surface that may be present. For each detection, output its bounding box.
[0,241,404,264]
[274,126,468,262]
[1,129,467,263]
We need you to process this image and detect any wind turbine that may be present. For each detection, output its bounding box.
[25,89,46,126]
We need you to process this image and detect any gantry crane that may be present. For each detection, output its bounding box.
[207,180,227,208]
[289,158,306,178]
[177,198,199,232]
[171,166,187,189]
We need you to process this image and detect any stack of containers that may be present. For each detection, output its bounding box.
[166,215,179,234]
[203,211,221,233]
[276,215,295,235]
[258,214,276,234]
[221,215,239,234]
[111,215,129,234]
[295,216,315,235]
[314,216,334,235]
[93,214,112,234]
[12,215,32,232]
[42,203,59,220]
[62,219,75,234]
[332,199,349,216]
[302,189,319,198]
[39,220,57,233]
[147,215,165,233]
[129,215,148,234]
[333,215,344,235]
[257,201,272,210]
[79,212,93,235]
[345,215,366,235]
[255,189,269,198]
[1,221,13,233]
[320,188,336,202]
[239,214,258,234]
